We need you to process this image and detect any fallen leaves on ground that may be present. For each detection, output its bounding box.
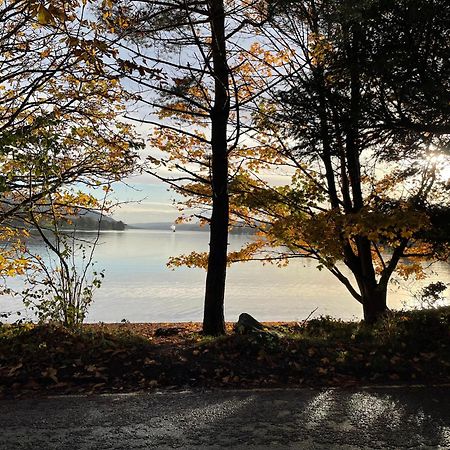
[0,308,449,398]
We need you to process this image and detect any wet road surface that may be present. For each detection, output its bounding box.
[0,386,449,449]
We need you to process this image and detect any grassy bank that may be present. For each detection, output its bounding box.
[0,307,449,398]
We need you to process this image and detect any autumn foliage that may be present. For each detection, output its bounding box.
[0,0,142,279]
[0,0,449,334]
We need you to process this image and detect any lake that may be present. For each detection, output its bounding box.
[1,230,449,323]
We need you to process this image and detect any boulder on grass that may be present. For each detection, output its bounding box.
[234,313,266,334]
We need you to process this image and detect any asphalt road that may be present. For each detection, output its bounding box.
[0,387,449,449]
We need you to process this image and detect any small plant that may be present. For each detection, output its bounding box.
[413,281,448,309]
[305,316,359,340]
[20,192,107,329]
[22,232,104,329]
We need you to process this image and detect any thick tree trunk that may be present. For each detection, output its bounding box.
[350,239,389,324]
[203,0,229,336]
[342,24,390,324]
[357,278,388,324]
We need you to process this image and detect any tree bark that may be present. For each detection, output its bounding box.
[360,283,388,324]
[203,0,229,336]
[343,23,389,324]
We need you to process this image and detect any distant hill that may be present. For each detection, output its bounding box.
[6,209,126,232]
[64,211,126,231]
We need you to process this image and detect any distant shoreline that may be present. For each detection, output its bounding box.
[127,222,256,235]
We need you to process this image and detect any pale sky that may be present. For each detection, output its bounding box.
[102,113,450,226]
[110,175,180,224]
[110,170,294,225]
[108,152,450,226]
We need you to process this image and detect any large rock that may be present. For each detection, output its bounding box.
[234,313,266,334]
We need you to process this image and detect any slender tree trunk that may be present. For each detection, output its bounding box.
[203,0,229,336]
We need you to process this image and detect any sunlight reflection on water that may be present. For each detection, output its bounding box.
[1,230,449,323]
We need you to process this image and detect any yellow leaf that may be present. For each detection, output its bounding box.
[37,5,54,25]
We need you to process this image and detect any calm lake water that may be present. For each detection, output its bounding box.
[2,230,450,323]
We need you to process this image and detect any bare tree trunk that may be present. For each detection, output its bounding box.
[359,282,388,324]
[203,0,229,336]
